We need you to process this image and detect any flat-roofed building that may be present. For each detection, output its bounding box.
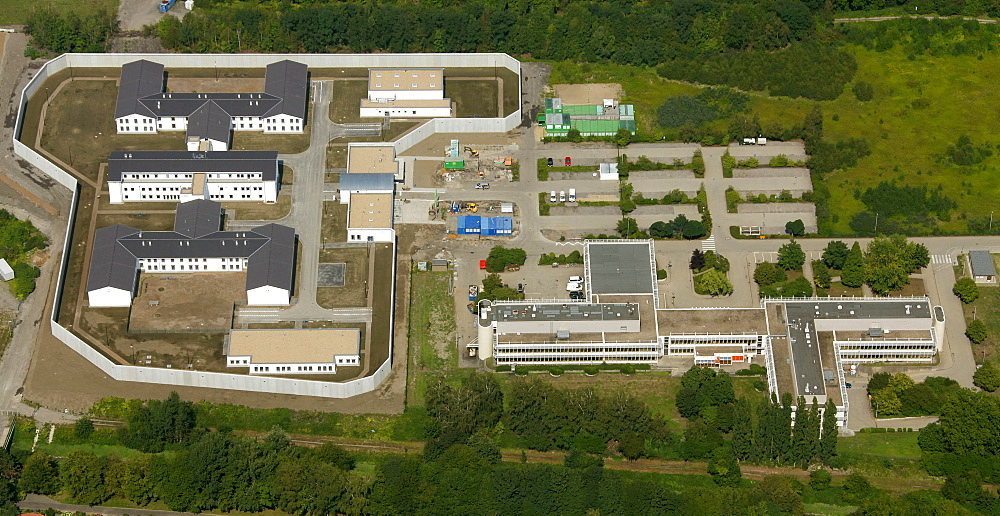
[347,193,394,243]
[226,328,361,374]
[107,150,279,204]
[346,144,404,180]
[364,69,451,118]
[657,308,769,366]
[584,240,657,298]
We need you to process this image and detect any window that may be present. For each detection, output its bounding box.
[394,73,400,77]
[429,83,436,88]
[393,84,399,88]
[430,73,437,78]
[375,83,381,88]
[412,73,418,78]
[411,83,417,88]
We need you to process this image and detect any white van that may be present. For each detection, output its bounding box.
[549,191,557,202]
[569,275,584,283]
[568,188,576,202]
[566,281,583,292]
[559,191,566,202]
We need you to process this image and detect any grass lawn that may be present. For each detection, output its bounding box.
[316,247,369,309]
[964,285,1000,362]
[231,124,310,154]
[803,503,860,516]
[406,271,458,405]
[327,144,348,169]
[321,201,348,243]
[820,280,864,297]
[222,194,291,221]
[835,431,922,461]
[0,0,117,24]
[281,165,293,186]
[447,79,499,118]
[35,442,146,458]
[329,80,369,123]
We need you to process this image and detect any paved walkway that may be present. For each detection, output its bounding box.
[20,494,219,516]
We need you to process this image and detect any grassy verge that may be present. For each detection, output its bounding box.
[406,271,458,406]
[964,285,1000,362]
[447,79,499,118]
[836,431,922,461]
[321,202,348,243]
[327,144,348,169]
[0,0,117,24]
[222,194,291,220]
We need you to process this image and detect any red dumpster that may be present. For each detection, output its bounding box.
[479,260,487,269]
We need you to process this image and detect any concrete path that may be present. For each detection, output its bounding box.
[20,494,219,516]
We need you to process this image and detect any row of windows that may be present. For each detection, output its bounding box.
[128,193,264,200]
[144,264,243,271]
[841,353,935,360]
[838,343,935,350]
[374,82,436,88]
[495,346,659,354]
[124,174,261,180]
[374,72,437,78]
[229,359,249,365]
[496,356,656,364]
[265,125,300,132]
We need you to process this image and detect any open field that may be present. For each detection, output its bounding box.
[281,165,293,185]
[964,285,1000,362]
[222,193,292,221]
[130,273,243,332]
[406,271,459,405]
[327,144,348,169]
[368,243,395,369]
[328,79,369,123]
[94,212,175,231]
[321,201,348,243]
[447,79,499,118]
[317,247,369,309]
[231,123,311,154]
[0,0,117,24]
[836,431,922,460]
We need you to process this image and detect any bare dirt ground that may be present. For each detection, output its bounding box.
[166,78,266,94]
[398,132,517,157]
[118,0,189,31]
[0,33,7,59]
[130,273,245,332]
[553,83,623,105]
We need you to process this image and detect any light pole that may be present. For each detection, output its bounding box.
[874,212,879,235]
[990,211,994,232]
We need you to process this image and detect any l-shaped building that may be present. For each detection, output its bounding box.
[86,200,296,307]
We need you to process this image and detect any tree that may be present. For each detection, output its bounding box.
[864,235,928,295]
[852,81,874,101]
[313,442,356,471]
[485,246,526,273]
[809,469,832,490]
[841,242,864,288]
[966,318,988,344]
[649,221,672,239]
[690,249,706,271]
[19,452,60,495]
[953,277,980,304]
[74,418,94,440]
[614,128,632,148]
[974,361,1000,392]
[698,269,733,297]
[870,388,901,417]
[753,262,785,287]
[62,451,109,505]
[819,399,839,464]
[618,433,645,461]
[785,219,805,236]
[842,472,876,504]
[777,240,805,271]
[566,128,582,142]
[565,448,604,469]
[822,240,849,270]
[616,217,639,237]
[802,104,823,145]
[813,261,831,289]
[707,447,742,487]
[682,220,707,239]
[478,273,521,302]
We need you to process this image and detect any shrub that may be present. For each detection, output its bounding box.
[953,277,980,304]
[583,366,599,376]
[548,366,563,376]
[657,269,667,280]
[966,319,988,344]
[620,364,636,375]
[495,365,511,372]
[852,81,874,101]
[974,361,1000,392]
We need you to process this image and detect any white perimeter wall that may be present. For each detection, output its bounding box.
[14,52,513,398]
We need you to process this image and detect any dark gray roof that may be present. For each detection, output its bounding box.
[246,224,296,291]
[970,250,996,277]
[86,201,296,298]
[114,60,164,118]
[114,60,307,121]
[587,242,655,295]
[186,101,232,145]
[107,150,279,182]
[263,60,309,119]
[174,199,223,238]
[86,225,141,292]
[339,173,396,192]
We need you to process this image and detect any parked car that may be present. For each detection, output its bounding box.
[569,275,583,283]
[475,182,490,189]
[566,281,583,292]
[546,157,554,166]
[570,291,585,300]
[568,188,576,202]
[549,191,557,202]
[559,191,566,202]
[565,156,572,166]
[517,283,524,293]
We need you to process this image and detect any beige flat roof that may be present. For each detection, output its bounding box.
[347,145,398,174]
[349,193,393,229]
[360,98,451,108]
[369,69,443,91]
[228,329,360,363]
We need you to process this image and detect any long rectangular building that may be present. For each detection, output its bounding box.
[107,150,279,204]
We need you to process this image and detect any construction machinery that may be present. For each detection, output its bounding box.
[159,0,177,12]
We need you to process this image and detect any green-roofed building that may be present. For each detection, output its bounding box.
[541,97,636,138]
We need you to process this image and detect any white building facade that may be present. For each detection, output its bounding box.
[106,151,279,204]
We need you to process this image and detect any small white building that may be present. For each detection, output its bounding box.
[0,259,14,281]
[362,68,451,118]
[226,328,361,375]
[86,200,296,307]
[599,163,619,181]
[346,144,404,180]
[106,150,279,204]
[346,193,395,243]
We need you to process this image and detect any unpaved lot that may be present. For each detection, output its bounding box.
[167,78,266,94]
[130,272,245,332]
[119,0,190,31]
[553,83,622,105]
[398,133,516,157]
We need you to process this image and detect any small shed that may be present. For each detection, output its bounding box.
[0,259,14,282]
[969,250,996,283]
[482,216,513,236]
[599,163,619,181]
[431,260,448,272]
[457,216,481,235]
[500,203,514,214]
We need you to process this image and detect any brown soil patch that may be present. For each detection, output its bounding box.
[166,77,266,94]
[129,273,245,332]
[553,83,623,105]
[317,247,369,309]
[398,132,516,157]
[30,249,50,268]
